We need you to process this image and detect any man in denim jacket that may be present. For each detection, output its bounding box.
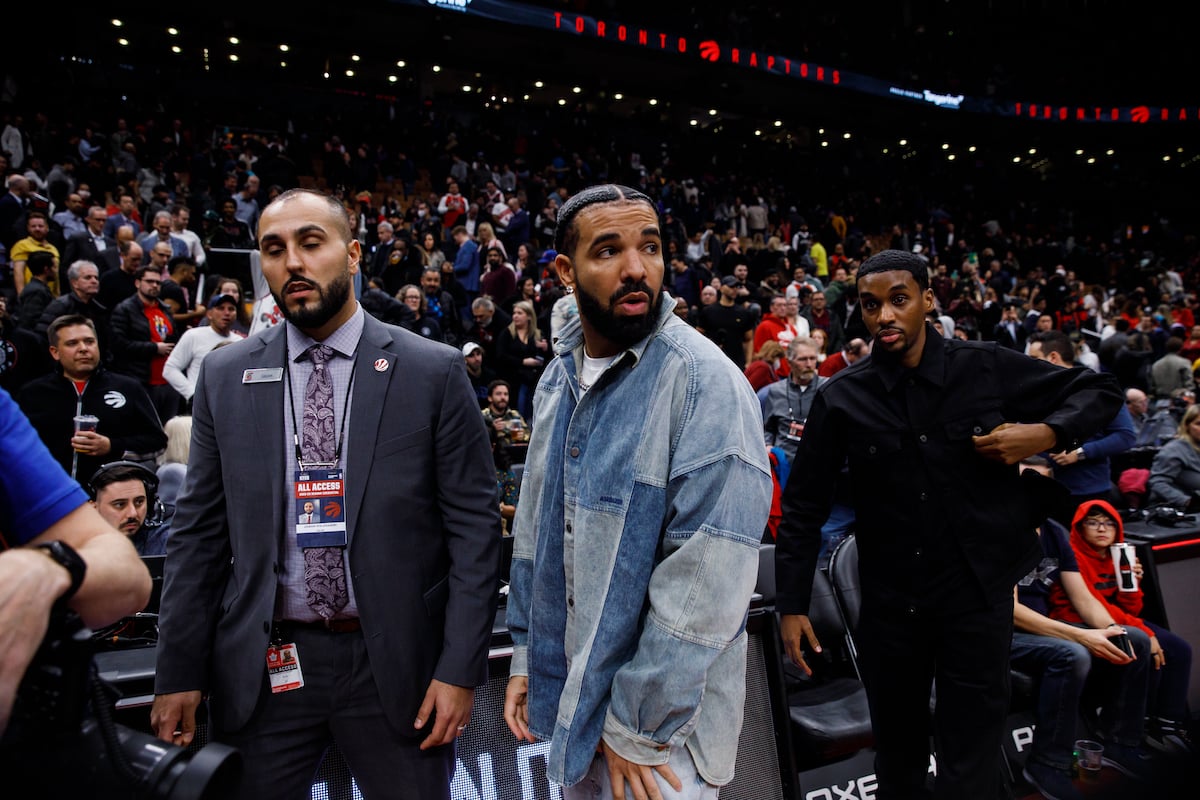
[504,185,772,799]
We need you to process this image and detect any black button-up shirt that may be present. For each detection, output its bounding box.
[776,326,1124,614]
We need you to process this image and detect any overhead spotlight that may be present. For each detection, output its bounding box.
[111,19,123,27]
[432,65,441,72]
[614,93,623,100]
[947,154,956,161]
[1028,148,1037,155]
[754,130,762,136]
[689,119,698,126]
[229,36,239,45]
[821,141,829,148]
[171,46,181,54]
[1075,149,1085,156]
[117,38,129,46]
[942,143,950,150]
[572,86,581,93]
[899,139,907,146]
[1162,155,1171,162]
[649,98,658,105]
[323,72,330,79]
[1012,156,1022,163]
[1106,149,1115,156]
[523,94,530,100]
[167,27,178,36]
[708,109,717,116]
[968,145,977,152]
[281,44,290,52]
[351,54,361,62]
[281,61,288,68]
[1087,157,1097,164]
[396,60,406,67]
[345,69,354,77]
[774,120,782,127]
[388,75,397,82]
[534,80,544,88]
[462,85,472,92]
[230,54,239,62]
[843,132,851,139]
[558,98,567,106]
[882,148,890,154]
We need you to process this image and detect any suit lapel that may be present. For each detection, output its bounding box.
[345,316,396,545]
[247,328,288,552]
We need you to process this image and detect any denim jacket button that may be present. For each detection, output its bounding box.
[570,446,581,457]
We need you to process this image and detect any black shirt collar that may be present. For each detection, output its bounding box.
[873,323,946,392]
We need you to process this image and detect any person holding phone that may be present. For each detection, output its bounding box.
[1052,500,1194,758]
[1010,462,1156,797]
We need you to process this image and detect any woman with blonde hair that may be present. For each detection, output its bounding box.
[495,299,547,420]
[1147,404,1200,509]
[156,415,193,542]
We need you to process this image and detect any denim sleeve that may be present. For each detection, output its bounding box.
[602,374,772,764]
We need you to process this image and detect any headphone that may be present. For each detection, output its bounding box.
[87,460,161,523]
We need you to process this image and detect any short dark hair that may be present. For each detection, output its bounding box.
[88,460,158,502]
[27,250,55,276]
[856,249,930,291]
[1029,329,1074,364]
[553,184,657,260]
[134,265,163,282]
[487,379,511,396]
[47,314,96,347]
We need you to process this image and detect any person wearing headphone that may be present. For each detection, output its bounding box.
[89,460,165,556]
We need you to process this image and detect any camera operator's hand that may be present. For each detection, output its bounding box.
[0,547,73,736]
[151,690,203,747]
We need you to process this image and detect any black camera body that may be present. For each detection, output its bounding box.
[0,611,240,799]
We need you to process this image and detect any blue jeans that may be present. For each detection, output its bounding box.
[817,502,855,568]
[1010,625,1152,769]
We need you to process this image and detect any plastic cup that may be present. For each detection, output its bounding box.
[74,414,99,433]
[1075,739,1103,778]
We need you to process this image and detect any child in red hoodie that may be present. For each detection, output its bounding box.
[1050,499,1194,754]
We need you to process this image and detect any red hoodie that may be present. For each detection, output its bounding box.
[1046,499,1153,637]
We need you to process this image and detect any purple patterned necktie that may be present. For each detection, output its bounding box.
[301,343,348,619]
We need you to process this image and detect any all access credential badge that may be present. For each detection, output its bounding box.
[294,468,348,549]
[267,643,304,693]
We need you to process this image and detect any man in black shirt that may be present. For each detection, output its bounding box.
[775,250,1123,799]
[696,275,755,368]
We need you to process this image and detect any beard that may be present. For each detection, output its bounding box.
[274,271,353,331]
[575,280,662,351]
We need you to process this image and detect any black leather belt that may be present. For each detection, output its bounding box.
[278,618,362,634]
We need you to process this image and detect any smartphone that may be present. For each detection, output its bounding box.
[1110,632,1135,658]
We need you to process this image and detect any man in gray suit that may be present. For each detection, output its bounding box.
[150,189,502,799]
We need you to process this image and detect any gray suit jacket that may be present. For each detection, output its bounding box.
[154,312,502,733]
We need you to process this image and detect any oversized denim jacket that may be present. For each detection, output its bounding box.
[507,296,773,787]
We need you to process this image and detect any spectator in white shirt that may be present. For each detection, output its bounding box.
[163,293,245,402]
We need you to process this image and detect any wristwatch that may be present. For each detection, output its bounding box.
[35,540,87,607]
[1074,447,1087,460]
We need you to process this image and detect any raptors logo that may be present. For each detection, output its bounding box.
[698,40,720,62]
[104,390,128,409]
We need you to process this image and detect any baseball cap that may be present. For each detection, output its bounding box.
[720,275,742,288]
[208,292,239,308]
[461,342,483,357]
[537,249,558,264]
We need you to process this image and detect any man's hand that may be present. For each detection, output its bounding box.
[602,739,682,800]
[972,422,1057,465]
[156,342,175,356]
[0,548,72,736]
[1149,635,1165,670]
[413,678,473,750]
[780,614,822,676]
[150,690,203,746]
[503,675,537,743]
[1076,627,1133,665]
[1049,448,1081,467]
[70,430,112,456]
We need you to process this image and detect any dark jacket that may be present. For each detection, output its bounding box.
[16,367,166,480]
[109,294,178,383]
[16,278,55,330]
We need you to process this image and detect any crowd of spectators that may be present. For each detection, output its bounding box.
[2,70,1198,790]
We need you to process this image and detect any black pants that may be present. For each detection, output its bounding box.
[213,626,455,800]
[857,591,1014,800]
